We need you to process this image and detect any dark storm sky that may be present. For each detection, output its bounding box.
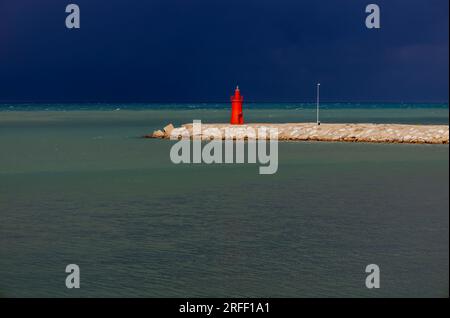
[0,0,448,103]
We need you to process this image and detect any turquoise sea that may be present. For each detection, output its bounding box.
[0,103,448,297]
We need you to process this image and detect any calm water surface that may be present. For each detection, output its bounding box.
[0,105,448,297]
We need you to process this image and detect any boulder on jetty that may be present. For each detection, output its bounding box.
[145,123,449,144]
[149,129,165,138]
[143,123,175,139]
[163,123,175,135]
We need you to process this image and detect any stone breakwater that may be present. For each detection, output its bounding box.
[146,123,449,144]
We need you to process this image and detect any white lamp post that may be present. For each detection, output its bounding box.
[316,83,321,125]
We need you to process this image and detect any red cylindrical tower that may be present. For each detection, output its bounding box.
[230,86,244,125]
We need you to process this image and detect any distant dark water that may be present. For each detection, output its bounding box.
[0,102,449,112]
[0,106,448,297]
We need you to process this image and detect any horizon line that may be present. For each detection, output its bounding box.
[0,100,449,105]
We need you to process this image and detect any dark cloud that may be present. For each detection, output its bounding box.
[0,0,448,102]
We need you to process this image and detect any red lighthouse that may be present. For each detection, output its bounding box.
[230,86,244,125]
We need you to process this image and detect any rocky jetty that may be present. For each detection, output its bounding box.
[145,123,449,144]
